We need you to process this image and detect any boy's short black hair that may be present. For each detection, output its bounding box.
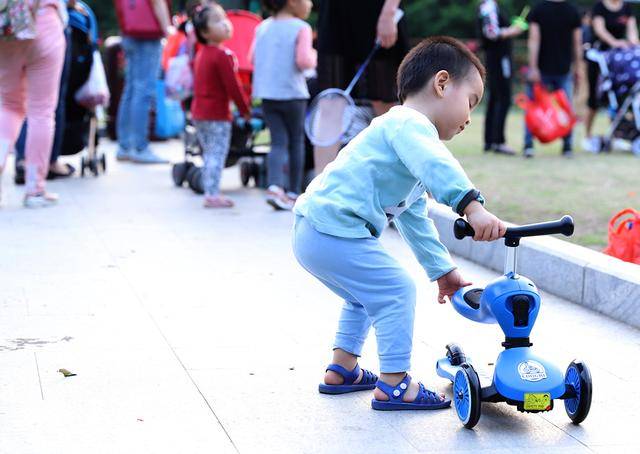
[397,36,486,103]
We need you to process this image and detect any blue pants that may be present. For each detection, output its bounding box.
[116,37,161,152]
[524,73,573,151]
[292,216,416,373]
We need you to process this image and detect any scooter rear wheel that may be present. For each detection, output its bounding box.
[564,360,592,424]
[453,363,481,429]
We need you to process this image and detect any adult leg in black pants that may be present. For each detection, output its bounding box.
[484,53,514,155]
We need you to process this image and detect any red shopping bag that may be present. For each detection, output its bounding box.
[516,83,576,143]
[603,209,640,264]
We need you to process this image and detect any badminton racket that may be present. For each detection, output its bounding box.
[305,9,404,147]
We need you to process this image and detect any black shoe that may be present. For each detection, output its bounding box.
[47,163,75,180]
[14,163,25,185]
[493,144,516,156]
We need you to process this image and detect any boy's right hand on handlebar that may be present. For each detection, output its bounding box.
[464,201,507,241]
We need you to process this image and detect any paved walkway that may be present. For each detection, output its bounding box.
[1,140,638,454]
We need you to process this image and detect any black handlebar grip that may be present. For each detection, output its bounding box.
[454,218,476,239]
[505,215,574,239]
[453,215,575,242]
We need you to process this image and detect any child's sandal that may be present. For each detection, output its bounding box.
[318,363,378,395]
[371,374,451,410]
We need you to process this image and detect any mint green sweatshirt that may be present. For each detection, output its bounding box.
[293,105,484,281]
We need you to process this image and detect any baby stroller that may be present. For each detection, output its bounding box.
[586,47,640,156]
[63,1,106,176]
[171,10,270,194]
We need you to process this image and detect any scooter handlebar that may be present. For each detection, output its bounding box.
[453,216,575,242]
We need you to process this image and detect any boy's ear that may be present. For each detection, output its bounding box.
[433,70,451,98]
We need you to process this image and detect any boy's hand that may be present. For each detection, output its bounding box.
[437,269,471,304]
[464,201,507,241]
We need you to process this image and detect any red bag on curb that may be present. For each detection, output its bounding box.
[604,209,640,264]
[515,83,576,143]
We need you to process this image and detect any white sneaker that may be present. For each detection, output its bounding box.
[23,192,59,208]
[612,138,632,152]
[266,185,293,211]
[582,137,601,153]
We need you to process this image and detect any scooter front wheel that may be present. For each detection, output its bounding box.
[564,360,592,424]
[453,363,481,429]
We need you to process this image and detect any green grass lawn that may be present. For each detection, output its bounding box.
[448,111,639,249]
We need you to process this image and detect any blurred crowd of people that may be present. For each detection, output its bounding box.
[1,0,638,211]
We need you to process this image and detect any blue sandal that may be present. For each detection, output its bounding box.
[318,363,378,394]
[371,374,451,410]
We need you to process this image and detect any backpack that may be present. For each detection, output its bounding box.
[113,0,170,39]
[0,0,39,41]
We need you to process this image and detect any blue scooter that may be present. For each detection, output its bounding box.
[436,216,592,429]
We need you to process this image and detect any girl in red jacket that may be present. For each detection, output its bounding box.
[192,3,251,208]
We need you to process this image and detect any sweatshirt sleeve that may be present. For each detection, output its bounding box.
[219,51,251,117]
[389,118,481,215]
[393,195,457,281]
[295,24,317,70]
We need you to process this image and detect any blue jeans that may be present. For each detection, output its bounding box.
[524,73,573,151]
[116,37,161,152]
[15,26,72,169]
[292,216,416,373]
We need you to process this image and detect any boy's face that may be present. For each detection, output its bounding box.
[433,68,484,141]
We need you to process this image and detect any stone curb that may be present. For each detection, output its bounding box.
[427,201,640,329]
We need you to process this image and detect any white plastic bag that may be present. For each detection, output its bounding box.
[75,50,110,108]
[165,53,193,101]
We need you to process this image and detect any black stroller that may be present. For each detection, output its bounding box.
[171,108,270,194]
[586,47,640,155]
[63,1,106,176]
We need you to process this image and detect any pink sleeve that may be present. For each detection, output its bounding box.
[295,25,317,71]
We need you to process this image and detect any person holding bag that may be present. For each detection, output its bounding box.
[113,0,172,164]
[0,0,67,207]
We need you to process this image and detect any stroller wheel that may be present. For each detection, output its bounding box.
[188,166,204,194]
[100,153,107,173]
[454,363,482,429]
[90,158,99,177]
[80,157,86,178]
[172,162,192,187]
[240,160,251,187]
[564,360,592,425]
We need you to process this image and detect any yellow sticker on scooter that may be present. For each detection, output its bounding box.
[524,393,551,411]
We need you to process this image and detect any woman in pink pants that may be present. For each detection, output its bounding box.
[0,1,66,208]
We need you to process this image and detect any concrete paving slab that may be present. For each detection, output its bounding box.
[0,139,638,453]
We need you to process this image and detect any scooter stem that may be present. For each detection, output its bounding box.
[505,246,518,275]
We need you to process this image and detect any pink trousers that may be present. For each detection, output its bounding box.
[0,7,65,194]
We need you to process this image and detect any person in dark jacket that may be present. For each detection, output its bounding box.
[478,0,525,155]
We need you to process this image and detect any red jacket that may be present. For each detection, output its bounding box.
[192,44,250,122]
